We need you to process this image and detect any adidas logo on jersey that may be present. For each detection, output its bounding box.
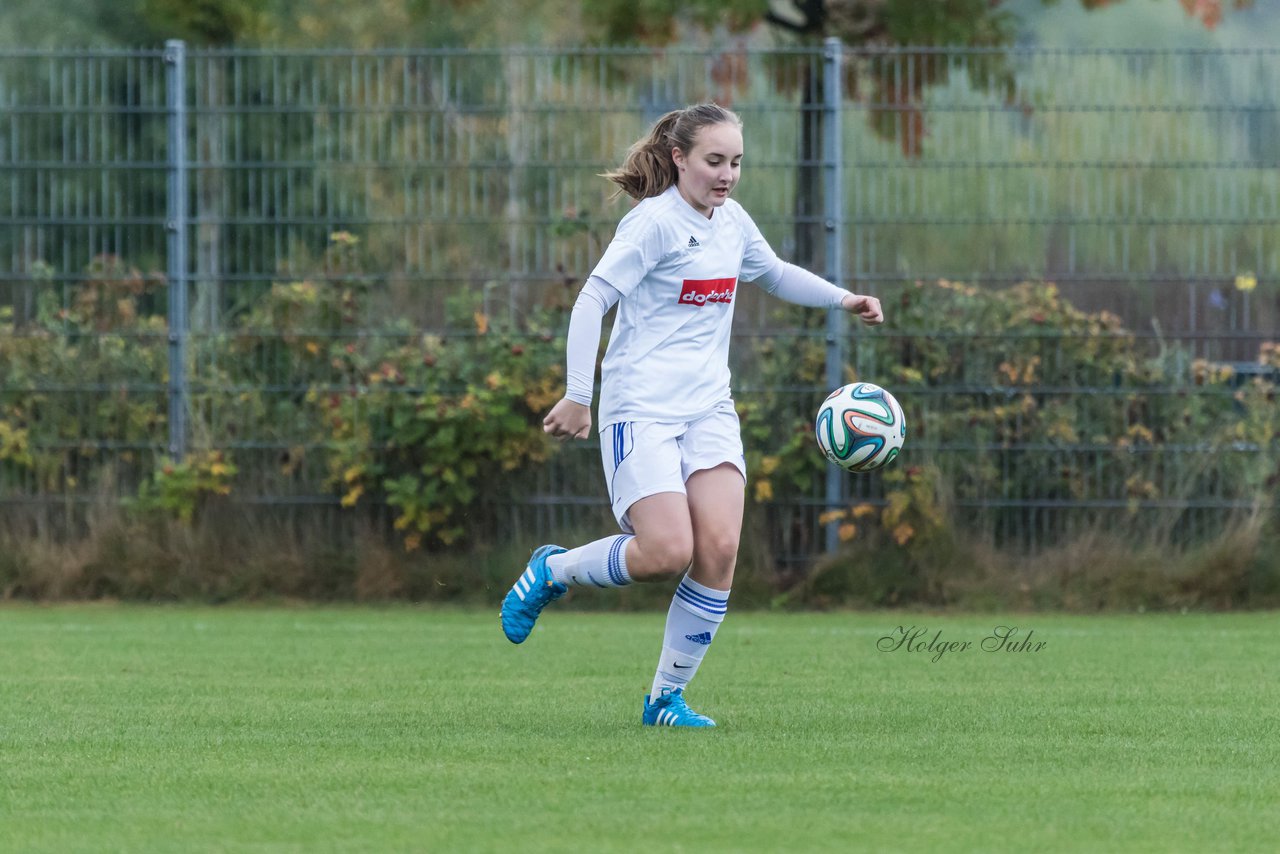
[678,276,737,306]
[688,235,700,247]
[685,631,713,645]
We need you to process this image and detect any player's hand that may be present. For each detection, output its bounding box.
[841,293,884,325]
[543,398,592,441]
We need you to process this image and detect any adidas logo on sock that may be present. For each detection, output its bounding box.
[687,235,700,248]
[685,631,712,645]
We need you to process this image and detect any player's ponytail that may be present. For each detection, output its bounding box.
[603,103,741,201]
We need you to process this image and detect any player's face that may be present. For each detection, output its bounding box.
[673,122,743,218]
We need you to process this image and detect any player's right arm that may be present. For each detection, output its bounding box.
[543,276,622,441]
[543,397,591,440]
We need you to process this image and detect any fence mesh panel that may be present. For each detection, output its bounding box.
[1,46,1276,561]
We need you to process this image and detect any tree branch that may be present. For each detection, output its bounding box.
[764,10,807,33]
[765,0,826,35]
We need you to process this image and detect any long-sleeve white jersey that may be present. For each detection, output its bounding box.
[584,185,848,425]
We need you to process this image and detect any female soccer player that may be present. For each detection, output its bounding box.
[500,103,883,727]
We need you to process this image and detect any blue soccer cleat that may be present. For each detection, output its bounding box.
[642,687,716,728]
[500,544,567,644]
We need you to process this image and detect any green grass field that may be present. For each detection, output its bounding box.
[2,606,1278,852]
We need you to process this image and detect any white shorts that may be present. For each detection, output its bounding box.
[599,406,747,533]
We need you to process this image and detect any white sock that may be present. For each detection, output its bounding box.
[649,575,729,700]
[546,535,633,588]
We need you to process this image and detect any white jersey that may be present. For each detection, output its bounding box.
[590,185,781,425]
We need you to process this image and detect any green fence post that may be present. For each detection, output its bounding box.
[823,36,846,554]
[164,39,189,460]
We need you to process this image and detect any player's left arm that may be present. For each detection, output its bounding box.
[838,290,883,325]
[757,261,883,325]
[739,206,882,325]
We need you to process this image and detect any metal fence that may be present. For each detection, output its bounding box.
[1,43,1277,562]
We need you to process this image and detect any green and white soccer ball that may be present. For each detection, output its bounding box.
[814,382,906,472]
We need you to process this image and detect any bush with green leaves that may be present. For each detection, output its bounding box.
[2,240,1276,603]
[0,256,167,496]
[310,291,566,548]
[745,279,1280,606]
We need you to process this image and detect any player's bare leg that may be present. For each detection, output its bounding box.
[685,463,746,590]
[623,491,694,581]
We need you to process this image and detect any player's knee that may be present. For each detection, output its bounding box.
[699,531,740,572]
[643,535,694,580]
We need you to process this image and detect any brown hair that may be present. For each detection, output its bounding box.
[602,103,742,201]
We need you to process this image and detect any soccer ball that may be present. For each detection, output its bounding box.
[814,382,906,472]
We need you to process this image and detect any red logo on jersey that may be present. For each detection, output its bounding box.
[678,277,737,306]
